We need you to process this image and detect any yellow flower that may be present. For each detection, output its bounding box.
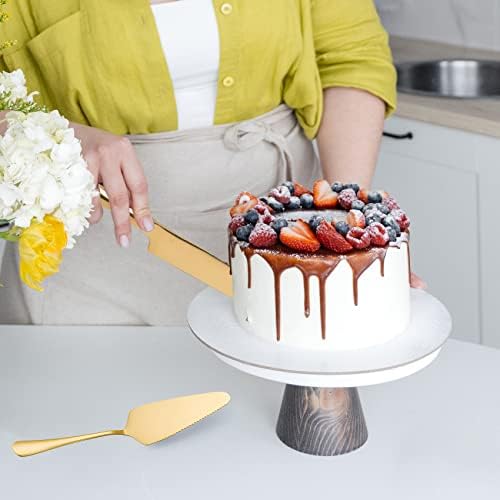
[19,215,67,291]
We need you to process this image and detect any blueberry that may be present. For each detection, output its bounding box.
[300,193,314,209]
[287,196,301,210]
[344,183,360,193]
[259,197,269,204]
[236,224,253,242]
[281,181,295,196]
[309,215,324,232]
[387,227,398,242]
[376,203,390,215]
[335,220,350,236]
[366,214,383,225]
[383,214,401,236]
[351,199,365,211]
[244,209,259,225]
[271,218,288,234]
[331,182,344,193]
[362,203,377,213]
[267,197,285,212]
[367,191,383,203]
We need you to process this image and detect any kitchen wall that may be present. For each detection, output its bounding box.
[376,0,500,50]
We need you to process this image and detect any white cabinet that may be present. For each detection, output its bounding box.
[375,117,483,344]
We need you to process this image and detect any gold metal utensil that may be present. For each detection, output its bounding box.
[99,187,233,297]
[12,392,230,457]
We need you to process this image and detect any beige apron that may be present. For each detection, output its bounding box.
[0,105,321,325]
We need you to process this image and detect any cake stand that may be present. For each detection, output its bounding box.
[187,288,452,456]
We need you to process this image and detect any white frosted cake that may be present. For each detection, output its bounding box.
[227,180,411,351]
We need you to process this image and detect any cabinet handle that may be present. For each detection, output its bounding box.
[383,131,413,140]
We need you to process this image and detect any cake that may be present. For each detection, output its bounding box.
[227,180,411,351]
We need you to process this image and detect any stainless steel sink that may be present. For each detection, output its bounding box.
[396,59,500,98]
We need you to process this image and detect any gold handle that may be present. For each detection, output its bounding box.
[12,429,124,457]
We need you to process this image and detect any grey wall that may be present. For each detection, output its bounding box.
[376,0,500,50]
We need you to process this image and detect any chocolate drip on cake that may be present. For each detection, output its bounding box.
[235,242,401,341]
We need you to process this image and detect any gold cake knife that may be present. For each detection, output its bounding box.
[12,392,231,457]
[99,187,232,297]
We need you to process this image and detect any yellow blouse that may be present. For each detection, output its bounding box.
[0,0,396,139]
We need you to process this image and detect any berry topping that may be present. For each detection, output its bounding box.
[270,186,291,205]
[346,227,371,249]
[267,197,285,212]
[367,191,383,203]
[244,209,260,225]
[254,202,270,215]
[367,222,389,246]
[383,196,400,211]
[344,183,360,194]
[270,218,288,234]
[335,220,350,236]
[281,181,295,196]
[313,180,338,208]
[293,182,311,197]
[391,209,410,231]
[287,196,301,210]
[316,220,353,253]
[299,193,314,209]
[236,224,253,242]
[376,203,390,215]
[228,215,246,234]
[338,188,357,210]
[249,222,278,248]
[387,227,398,242]
[346,209,366,228]
[358,188,369,203]
[383,214,401,236]
[309,215,324,232]
[351,199,365,211]
[280,220,321,253]
[230,191,258,216]
[331,181,344,193]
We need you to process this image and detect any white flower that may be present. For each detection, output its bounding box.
[0,103,97,248]
[0,69,38,104]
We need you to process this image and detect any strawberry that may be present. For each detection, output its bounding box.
[280,219,321,253]
[358,188,369,203]
[346,227,371,249]
[230,191,258,216]
[270,186,291,205]
[313,180,338,208]
[249,223,278,248]
[346,209,366,228]
[367,222,389,246]
[316,220,353,253]
[228,215,246,234]
[383,196,400,211]
[378,190,389,200]
[391,209,410,231]
[254,202,270,215]
[293,182,311,197]
[338,188,358,210]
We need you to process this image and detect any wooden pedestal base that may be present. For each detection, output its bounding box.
[276,385,368,456]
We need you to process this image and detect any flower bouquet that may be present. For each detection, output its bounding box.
[0,69,96,290]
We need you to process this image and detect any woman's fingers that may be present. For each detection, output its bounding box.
[410,272,427,289]
[85,152,103,225]
[120,138,154,232]
[98,148,132,247]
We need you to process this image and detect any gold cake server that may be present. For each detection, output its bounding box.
[12,392,230,457]
[99,186,232,297]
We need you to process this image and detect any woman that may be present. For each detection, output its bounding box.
[0,0,417,325]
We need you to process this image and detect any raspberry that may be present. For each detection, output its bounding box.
[346,209,366,228]
[383,196,400,211]
[254,203,270,215]
[249,222,278,248]
[367,222,389,246]
[338,188,358,210]
[391,209,410,231]
[228,215,246,234]
[346,227,371,249]
[270,186,291,205]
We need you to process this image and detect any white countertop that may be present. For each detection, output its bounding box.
[0,325,499,499]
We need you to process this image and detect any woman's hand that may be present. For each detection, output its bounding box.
[72,123,153,247]
[410,273,426,289]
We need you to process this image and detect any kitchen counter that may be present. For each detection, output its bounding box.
[391,36,500,137]
[0,325,499,499]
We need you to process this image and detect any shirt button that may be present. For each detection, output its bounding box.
[222,76,235,87]
[220,3,233,15]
